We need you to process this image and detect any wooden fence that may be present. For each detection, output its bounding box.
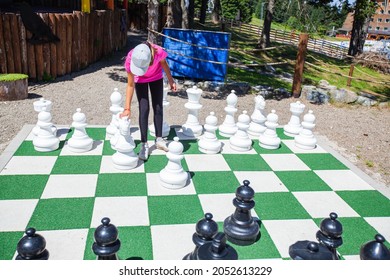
[0,9,128,81]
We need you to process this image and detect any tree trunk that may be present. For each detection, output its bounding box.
[181,0,189,29]
[258,0,274,49]
[148,0,159,44]
[166,0,174,27]
[172,0,182,28]
[188,0,195,29]
[200,0,208,24]
[211,0,221,24]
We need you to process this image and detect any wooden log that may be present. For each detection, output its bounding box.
[49,13,57,79]
[35,42,44,81]
[72,12,80,72]
[3,14,15,73]
[55,14,62,76]
[102,11,108,56]
[80,11,87,68]
[60,14,67,76]
[292,33,309,98]
[42,13,51,79]
[10,13,22,73]
[66,14,72,74]
[88,12,95,64]
[0,14,7,73]
[26,28,36,79]
[17,15,28,75]
[96,11,103,61]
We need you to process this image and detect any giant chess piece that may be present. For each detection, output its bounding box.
[248,95,267,137]
[182,86,203,137]
[183,213,219,260]
[294,110,317,150]
[223,180,260,246]
[106,88,123,140]
[289,241,333,260]
[360,234,390,260]
[110,112,122,150]
[112,117,138,170]
[16,228,49,260]
[258,109,281,150]
[219,90,238,138]
[198,112,222,154]
[67,108,93,153]
[150,82,170,137]
[284,101,305,137]
[159,137,189,189]
[316,212,343,260]
[197,232,238,260]
[33,106,60,152]
[230,110,252,152]
[32,97,56,136]
[92,217,121,260]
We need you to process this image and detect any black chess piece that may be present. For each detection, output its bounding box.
[360,234,390,260]
[183,213,218,260]
[92,217,121,260]
[16,228,49,260]
[196,232,238,260]
[316,212,343,260]
[289,240,334,260]
[223,180,260,245]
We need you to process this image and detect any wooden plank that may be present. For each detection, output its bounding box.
[35,40,44,81]
[17,15,28,75]
[60,14,67,76]
[0,14,7,73]
[42,13,51,79]
[55,14,62,76]
[80,11,87,68]
[3,14,15,73]
[48,13,57,79]
[97,11,103,60]
[66,14,72,74]
[72,12,80,72]
[102,11,108,56]
[10,13,22,73]
[88,12,95,64]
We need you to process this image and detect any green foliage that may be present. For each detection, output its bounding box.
[221,0,253,23]
[0,74,28,82]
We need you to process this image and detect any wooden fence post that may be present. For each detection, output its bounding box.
[347,64,355,87]
[292,33,309,98]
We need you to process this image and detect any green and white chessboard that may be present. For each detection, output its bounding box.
[0,125,389,260]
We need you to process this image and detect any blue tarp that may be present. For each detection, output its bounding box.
[162,28,231,82]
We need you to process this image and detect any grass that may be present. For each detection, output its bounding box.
[0,74,28,82]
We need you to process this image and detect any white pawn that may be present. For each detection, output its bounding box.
[32,98,57,136]
[295,110,317,150]
[284,101,305,137]
[230,110,252,152]
[159,137,189,189]
[67,108,93,153]
[248,95,267,137]
[259,110,281,150]
[198,112,221,154]
[106,88,123,140]
[112,117,138,170]
[33,106,60,152]
[219,90,238,138]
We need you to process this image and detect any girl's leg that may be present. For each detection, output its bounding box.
[149,78,164,138]
[135,82,150,143]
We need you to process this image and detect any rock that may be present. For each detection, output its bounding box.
[307,89,329,104]
[378,102,389,109]
[356,96,378,106]
[301,85,317,99]
[225,82,250,96]
[330,88,358,104]
[318,80,330,89]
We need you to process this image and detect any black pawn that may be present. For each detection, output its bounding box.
[316,212,343,260]
[360,234,390,260]
[92,217,121,260]
[183,213,218,260]
[16,228,49,260]
[223,180,260,245]
[197,232,238,260]
[289,241,334,260]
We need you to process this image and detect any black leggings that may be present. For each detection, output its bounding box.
[135,78,163,142]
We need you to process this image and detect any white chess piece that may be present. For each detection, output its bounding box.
[112,117,138,170]
[219,90,238,137]
[110,112,123,150]
[248,95,267,137]
[182,86,203,137]
[106,88,123,140]
[32,98,57,136]
[198,112,222,154]
[259,110,281,149]
[159,137,189,189]
[149,83,170,137]
[67,108,93,153]
[32,106,60,152]
[295,110,317,150]
[284,101,305,137]
[230,110,252,152]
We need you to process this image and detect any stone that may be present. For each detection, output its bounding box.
[16,228,49,260]
[301,85,317,99]
[307,89,330,104]
[92,217,121,260]
[330,88,358,104]
[318,79,330,89]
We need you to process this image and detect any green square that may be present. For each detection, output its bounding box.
[275,171,332,192]
[254,192,311,220]
[216,131,230,140]
[96,173,147,197]
[0,175,48,199]
[28,198,94,230]
[192,171,239,194]
[223,154,272,171]
[84,226,153,260]
[144,155,188,173]
[14,141,64,156]
[252,140,293,154]
[297,154,348,170]
[65,128,105,140]
[148,195,204,225]
[182,140,202,154]
[102,140,116,155]
[276,128,294,140]
[0,231,24,260]
[336,190,390,217]
[166,127,178,140]
[51,156,102,174]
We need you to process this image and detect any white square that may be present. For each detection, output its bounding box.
[282,140,327,154]
[220,140,257,154]
[184,154,231,171]
[151,224,196,260]
[41,174,98,199]
[0,156,57,175]
[174,128,198,140]
[91,196,149,227]
[292,191,360,218]
[25,127,70,141]
[261,154,311,171]
[342,255,360,260]
[60,140,104,156]
[262,219,319,258]
[146,173,196,196]
[364,217,390,241]
[234,171,289,193]
[198,193,259,222]
[99,156,145,173]
[130,126,141,141]
[0,199,38,231]
[314,170,374,191]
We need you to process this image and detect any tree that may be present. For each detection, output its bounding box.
[199,0,208,23]
[258,0,274,48]
[211,0,221,23]
[148,0,159,43]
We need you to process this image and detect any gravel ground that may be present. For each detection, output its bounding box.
[1,32,389,188]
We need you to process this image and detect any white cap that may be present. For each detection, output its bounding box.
[130,43,151,76]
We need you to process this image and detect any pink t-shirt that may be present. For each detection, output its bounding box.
[124,44,168,83]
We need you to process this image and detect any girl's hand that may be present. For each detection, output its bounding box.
[170,81,177,92]
[120,109,131,119]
